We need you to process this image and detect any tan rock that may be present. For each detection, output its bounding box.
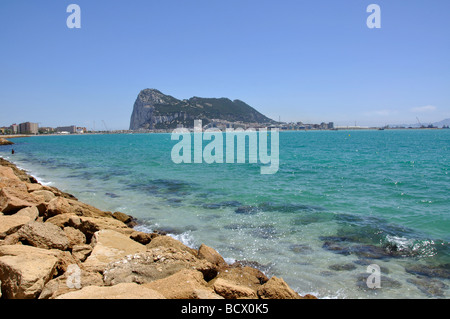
[0,244,78,275]
[257,276,301,299]
[31,190,55,203]
[103,247,215,286]
[112,211,132,224]
[39,267,103,299]
[45,197,113,219]
[15,206,39,221]
[0,177,28,194]
[56,283,166,299]
[147,235,197,256]
[192,289,224,299]
[130,231,158,245]
[0,138,14,146]
[0,187,40,214]
[0,246,59,299]
[0,232,20,246]
[41,185,77,201]
[83,229,146,272]
[48,214,133,241]
[63,226,86,248]
[18,221,70,250]
[25,183,45,192]
[215,266,268,292]
[0,158,36,183]
[213,278,258,299]
[45,213,77,228]
[0,166,22,182]
[77,216,133,238]
[0,215,32,239]
[198,244,228,270]
[71,244,92,262]
[143,268,215,299]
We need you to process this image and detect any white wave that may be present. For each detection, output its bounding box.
[169,232,197,249]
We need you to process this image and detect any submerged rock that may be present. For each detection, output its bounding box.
[289,244,313,254]
[356,273,402,291]
[404,264,450,280]
[0,138,14,145]
[328,263,357,272]
[407,276,448,297]
[235,205,259,215]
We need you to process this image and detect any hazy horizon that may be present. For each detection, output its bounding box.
[1,0,449,130]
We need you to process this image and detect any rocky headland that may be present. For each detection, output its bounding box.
[129,89,275,130]
[0,157,316,299]
[0,138,14,146]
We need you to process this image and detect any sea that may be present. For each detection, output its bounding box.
[1,129,449,299]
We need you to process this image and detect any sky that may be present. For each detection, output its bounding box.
[1,0,449,129]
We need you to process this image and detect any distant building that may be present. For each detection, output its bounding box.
[39,127,55,134]
[328,122,334,129]
[56,125,77,134]
[18,122,39,135]
[10,124,19,134]
[76,127,87,134]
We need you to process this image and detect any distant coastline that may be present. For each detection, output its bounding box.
[1,125,448,138]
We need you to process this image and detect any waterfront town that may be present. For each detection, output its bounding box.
[0,120,447,136]
[0,122,87,135]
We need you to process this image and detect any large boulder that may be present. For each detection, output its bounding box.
[130,230,159,245]
[0,166,21,182]
[143,268,221,299]
[0,158,37,183]
[56,283,166,299]
[212,278,258,299]
[15,206,39,221]
[71,244,92,262]
[74,216,134,239]
[0,187,42,214]
[146,235,197,256]
[82,229,146,272]
[63,226,86,248]
[103,247,215,286]
[46,214,134,241]
[30,190,56,203]
[45,197,113,219]
[18,221,70,250]
[257,276,304,299]
[39,267,103,299]
[198,244,228,271]
[214,265,269,293]
[0,138,14,145]
[0,245,59,299]
[0,215,32,239]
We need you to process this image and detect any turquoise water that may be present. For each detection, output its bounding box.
[1,130,449,298]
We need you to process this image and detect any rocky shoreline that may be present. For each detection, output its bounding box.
[0,157,316,299]
[0,138,14,146]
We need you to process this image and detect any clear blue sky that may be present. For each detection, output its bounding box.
[1,0,449,129]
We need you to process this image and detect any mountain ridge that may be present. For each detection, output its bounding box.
[129,89,275,130]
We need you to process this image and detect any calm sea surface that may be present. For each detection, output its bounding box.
[1,130,449,298]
